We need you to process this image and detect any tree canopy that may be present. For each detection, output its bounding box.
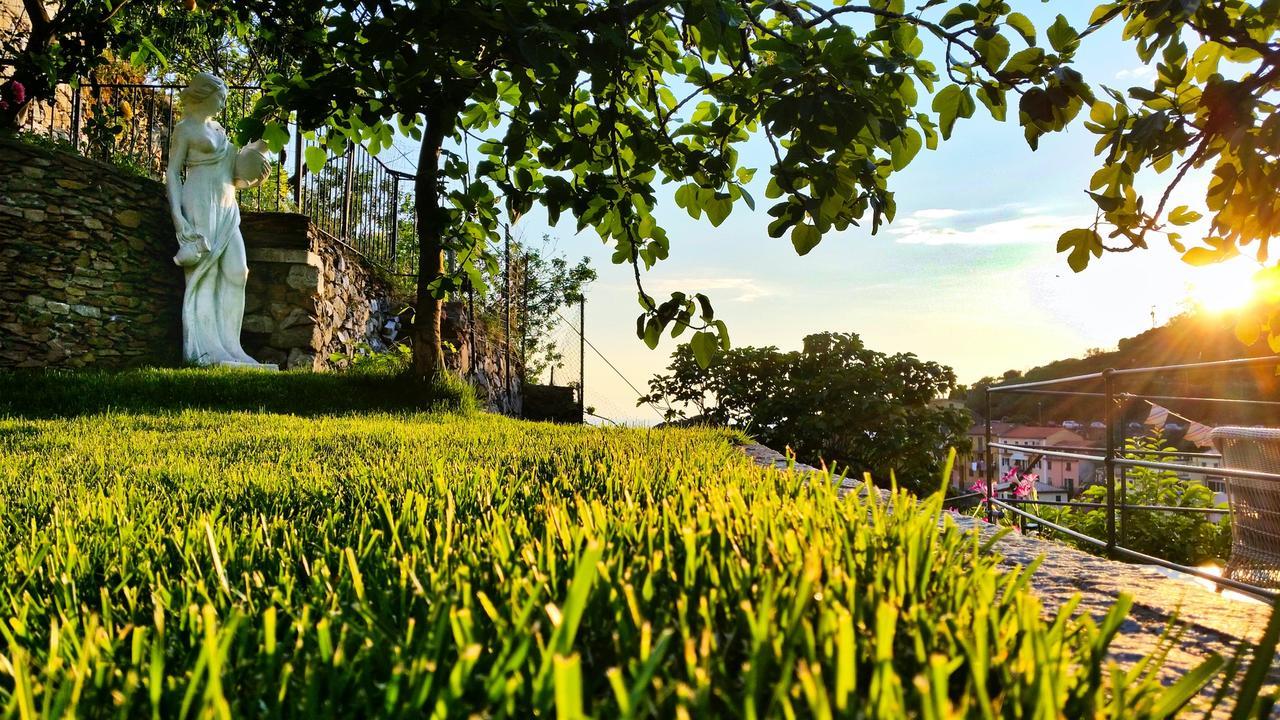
[243,0,1104,377]
[5,0,1278,368]
[641,331,970,493]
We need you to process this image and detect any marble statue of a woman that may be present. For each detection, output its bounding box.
[166,72,274,367]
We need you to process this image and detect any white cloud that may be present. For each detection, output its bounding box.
[889,206,1088,246]
[648,276,779,303]
[1115,65,1155,81]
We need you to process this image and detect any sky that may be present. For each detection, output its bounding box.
[403,4,1267,425]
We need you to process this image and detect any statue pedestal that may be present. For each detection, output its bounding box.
[214,361,280,371]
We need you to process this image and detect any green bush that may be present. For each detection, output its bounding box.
[641,332,970,495]
[0,406,1266,716]
[1039,435,1231,566]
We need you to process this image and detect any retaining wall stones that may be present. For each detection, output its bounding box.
[0,136,184,368]
[1,138,524,413]
[239,213,400,370]
[442,300,522,415]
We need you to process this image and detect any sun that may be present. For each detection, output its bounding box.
[1184,261,1263,313]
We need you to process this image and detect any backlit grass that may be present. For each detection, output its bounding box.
[0,402,1262,717]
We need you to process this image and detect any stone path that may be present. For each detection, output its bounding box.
[740,443,1280,714]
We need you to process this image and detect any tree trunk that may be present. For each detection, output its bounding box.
[411,107,456,381]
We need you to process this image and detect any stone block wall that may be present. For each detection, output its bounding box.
[0,140,401,372]
[239,213,401,370]
[442,301,522,415]
[0,137,183,368]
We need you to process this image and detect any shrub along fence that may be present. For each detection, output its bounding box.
[971,356,1280,601]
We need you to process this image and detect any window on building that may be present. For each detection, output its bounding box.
[1066,462,1072,471]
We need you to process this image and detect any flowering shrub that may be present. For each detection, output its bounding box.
[0,80,25,112]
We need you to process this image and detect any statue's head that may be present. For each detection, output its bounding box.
[180,72,227,115]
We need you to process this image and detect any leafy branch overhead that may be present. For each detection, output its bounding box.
[244,0,1102,368]
[1057,1,1280,273]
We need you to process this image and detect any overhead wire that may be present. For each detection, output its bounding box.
[555,310,667,422]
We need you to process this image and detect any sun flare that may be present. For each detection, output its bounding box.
[1184,261,1263,313]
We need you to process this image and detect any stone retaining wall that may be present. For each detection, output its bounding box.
[0,136,183,368]
[442,301,522,415]
[239,213,400,370]
[1,139,525,413]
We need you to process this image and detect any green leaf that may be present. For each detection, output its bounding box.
[1003,47,1046,75]
[975,34,1010,70]
[713,319,730,350]
[704,194,732,227]
[932,85,967,139]
[304,145,328,174]
[261,122,290,153]
[691,331,716,368]
[1057,228,1102,272]
[890,127,923,170]
[976,86,1006,122]
[1046,15,1078,53]
[1006,12,1036,46]
[1167,205,1202,226]
[939,3,977,28]
[791,223,821,256]
[1182,247,1225,266]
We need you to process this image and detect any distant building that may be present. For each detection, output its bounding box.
[994,425,1092,495]
[951,421,1015,490]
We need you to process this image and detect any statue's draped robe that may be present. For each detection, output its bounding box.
[179,138,257,365]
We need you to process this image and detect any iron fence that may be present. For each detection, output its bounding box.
[19,80,417,276]
[978,356,1280,601]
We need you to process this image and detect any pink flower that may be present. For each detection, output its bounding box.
[1013,472,1036,498]
[0,99,8,112]
[1001,467,1019,483]
[8,81,24,104]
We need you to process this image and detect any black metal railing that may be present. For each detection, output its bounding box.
[980,356,1280,601]
[19,80,417,277]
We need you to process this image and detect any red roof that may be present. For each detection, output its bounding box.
[1002,426,1085,442]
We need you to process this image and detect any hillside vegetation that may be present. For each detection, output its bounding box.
[0,372,1266,716]
[958,311,1280,426]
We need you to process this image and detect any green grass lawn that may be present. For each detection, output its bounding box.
[0,370,1265,717]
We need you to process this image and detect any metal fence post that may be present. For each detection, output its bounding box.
[467,282,476,379]
[520,265,529,377]
[340,146,355,240]
[579,297,586,423]
[504,227,512,413]
[390,174,400,272]
[70,84,82,150]
[985,390,994,525]
[292,129,303,209]
[1103,368,1117,554]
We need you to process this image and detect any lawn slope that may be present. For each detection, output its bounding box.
[0,395,1226,717]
